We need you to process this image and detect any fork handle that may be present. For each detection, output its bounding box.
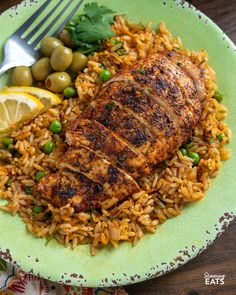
[0,60,15,77]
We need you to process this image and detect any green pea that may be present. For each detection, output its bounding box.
[180,147,187,156]
[99,69,111,82]
[188,151,200,165]
[213,90,223,102]
[63,86,76,99]
[2,137,14,148]
[43,141,55,154]
[33,206,44,213]
[210,137,215,143]
[35,171,45,182]
[25,186,32,195]
[217,133,225,141]
[49,120,62,134]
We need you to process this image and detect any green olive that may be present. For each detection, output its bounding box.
[11,66,33,86]
[59,29,74,48]
[40,36,63,56]
[45,72,71,93]
[31,57,53,81]
[69,52,88,73]
[50,46,73,71]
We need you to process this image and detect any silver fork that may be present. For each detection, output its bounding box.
[0,0,84,77]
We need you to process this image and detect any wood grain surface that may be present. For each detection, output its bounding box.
[0,1,235,294]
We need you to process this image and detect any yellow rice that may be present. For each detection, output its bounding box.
[0,16,231,255]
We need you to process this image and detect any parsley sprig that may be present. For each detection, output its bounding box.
[66,2,116,54]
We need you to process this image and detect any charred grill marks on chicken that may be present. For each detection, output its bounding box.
[37,51,205,212]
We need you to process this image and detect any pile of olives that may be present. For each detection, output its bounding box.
[11,30,88,94]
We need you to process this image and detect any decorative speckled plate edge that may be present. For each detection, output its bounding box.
[0,0,235,287]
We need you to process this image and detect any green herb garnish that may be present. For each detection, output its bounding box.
[111,39,121,45]
[25,186,32,195]
[5,178,12,187]
[111,39,126,55]
[183,139,194,149]
[213,90,223,102]
[44,211,52,220]
[33,206,44,213]
[66,2,116,54]
[163,160,169,167]
[13,151,22,159]
[1,137,14,149]
[134,68,146,75]
[138,68,146,75]
[105,101,115,110]
[116,48,127,55]
[116,155,126,166]
[100,63,106,70]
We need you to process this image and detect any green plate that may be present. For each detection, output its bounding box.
[0,0,235,287]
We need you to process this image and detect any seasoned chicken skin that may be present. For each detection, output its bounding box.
[58,145,140,200]
[37,170,111,212]
[66,118,150,179]
[37,51,205,212]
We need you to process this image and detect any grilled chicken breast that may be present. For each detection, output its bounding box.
[66,118,150,179]
[38,170,111,212]
[37,51,205,212]
[58,145,140,199]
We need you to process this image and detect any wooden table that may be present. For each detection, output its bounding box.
[0,1,235,294]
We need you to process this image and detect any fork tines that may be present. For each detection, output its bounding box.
[15,0,84,50]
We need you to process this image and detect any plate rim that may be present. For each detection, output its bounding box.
[0,0,235,287]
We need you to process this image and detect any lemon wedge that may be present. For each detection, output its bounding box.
[0,91,44,134]
[5,86,62,107]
